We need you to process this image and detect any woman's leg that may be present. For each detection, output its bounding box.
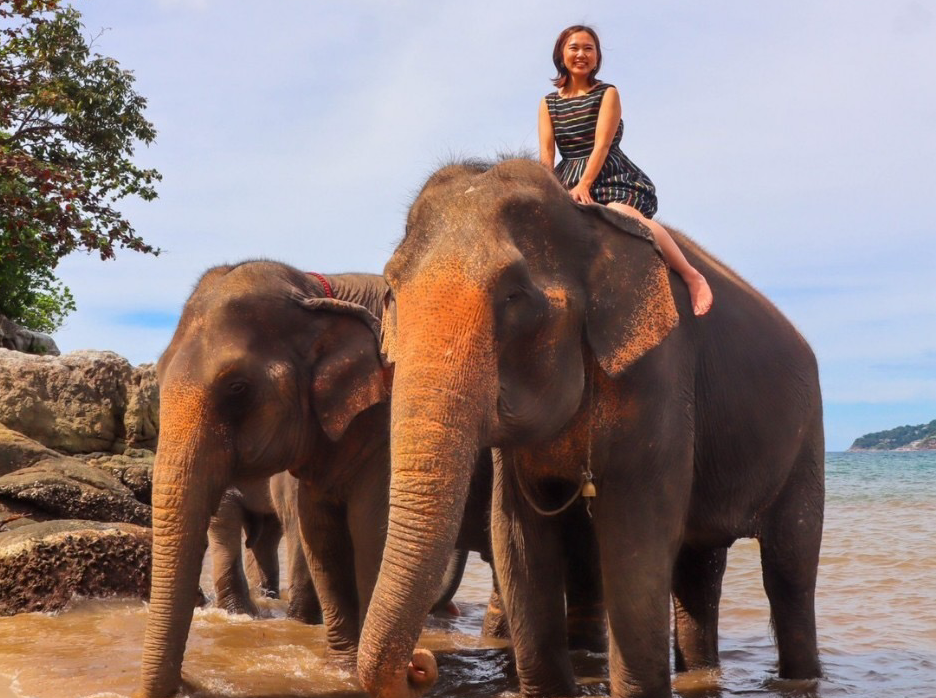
[608,202,713,315]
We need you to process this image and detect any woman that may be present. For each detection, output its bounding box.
[539,25,713,315]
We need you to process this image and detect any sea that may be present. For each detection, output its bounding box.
[0,451,933,698]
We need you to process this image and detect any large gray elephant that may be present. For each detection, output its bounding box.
[356,158,825,698]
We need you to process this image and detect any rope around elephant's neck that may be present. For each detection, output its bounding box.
[515,369,596,518]
[516,469,587,517]
[306,271,334,299]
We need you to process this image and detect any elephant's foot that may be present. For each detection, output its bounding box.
[326,644,359,675]
[482,599,510,639]
[215,594,259,618]
[288,601,323,625]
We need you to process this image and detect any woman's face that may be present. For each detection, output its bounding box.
[562,31,598,80]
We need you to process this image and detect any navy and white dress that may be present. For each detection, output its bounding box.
[546,82,658,218]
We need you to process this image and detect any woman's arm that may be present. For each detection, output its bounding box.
[538,97,556,169]
[568,86,622,204]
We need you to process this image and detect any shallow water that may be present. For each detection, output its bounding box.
[1,452,934,698]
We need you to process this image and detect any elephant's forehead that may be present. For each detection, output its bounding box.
[391,234,522,292]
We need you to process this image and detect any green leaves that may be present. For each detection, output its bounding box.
[0,0,160,331]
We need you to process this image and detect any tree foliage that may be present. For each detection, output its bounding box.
[851,419,936,450]
[0,0,160,332]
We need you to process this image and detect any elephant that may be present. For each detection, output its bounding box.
[139,263,395,697]
[356,158,825,698]
[138,261,507,698]
[207,472,321,623]
[208,468,484,625]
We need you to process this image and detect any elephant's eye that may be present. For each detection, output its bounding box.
[500,285,528,306]
[228,380,249,396]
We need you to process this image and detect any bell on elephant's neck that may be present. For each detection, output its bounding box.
[581,480,597,498]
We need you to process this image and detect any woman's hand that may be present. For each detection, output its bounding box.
[569,181,595,204]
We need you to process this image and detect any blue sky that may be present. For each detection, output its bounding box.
[48,0,935,450]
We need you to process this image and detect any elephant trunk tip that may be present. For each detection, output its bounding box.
[359,648,438,698]
[408,649,438,692]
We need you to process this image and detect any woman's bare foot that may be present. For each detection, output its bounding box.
[687,272,713,315]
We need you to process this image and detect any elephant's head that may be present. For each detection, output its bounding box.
[357,158,678,698]
[139,262,387,698]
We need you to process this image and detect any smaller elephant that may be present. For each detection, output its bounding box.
[207,471,321,623]
[139,262,506,698]
[208,470,477,626]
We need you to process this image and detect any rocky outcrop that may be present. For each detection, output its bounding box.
[0,315,59,356]
[0,520,151,615]
[75,449,155,505]
[0,349,158,454]
[0,348,160,615]
[0,458,151,526]
[0,423,62,477]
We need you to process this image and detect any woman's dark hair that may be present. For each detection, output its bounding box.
[551,25,602,88]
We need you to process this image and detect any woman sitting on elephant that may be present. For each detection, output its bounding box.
[539,24,713,316]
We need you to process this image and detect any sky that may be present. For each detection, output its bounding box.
[38,0,936,450]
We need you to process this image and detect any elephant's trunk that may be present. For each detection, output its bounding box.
[139,389,230,698]
[358,285,493,698]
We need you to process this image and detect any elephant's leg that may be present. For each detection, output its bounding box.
[208,491,259,617]
[562,505,606,653]
[594,497,678,697]
[297,491,360,663]
[284,510,322,624]
[481,569,510,639]
[346,463,390,628]
[245,513,283,599]
[758,466,823,679]
[492,455,576,697]
[672,544,727,672]
[430,548,469,614]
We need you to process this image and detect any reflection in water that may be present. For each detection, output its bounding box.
[0,452,934,697]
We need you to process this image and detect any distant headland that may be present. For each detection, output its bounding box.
[849,419,936,451]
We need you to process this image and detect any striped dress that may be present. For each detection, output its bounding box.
[546,82,658,218]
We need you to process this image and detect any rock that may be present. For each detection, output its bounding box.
[0,458,151,526]
[75,450,154,505]
[0,498,47,532]
[0,315,59,356]
[0,349,159,454]
[0,520,151,615]
[125,365,160,449]
[0,423,62,477]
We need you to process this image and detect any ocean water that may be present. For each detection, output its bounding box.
[0,451,933,698]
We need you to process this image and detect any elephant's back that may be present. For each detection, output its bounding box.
[671,231,823,543]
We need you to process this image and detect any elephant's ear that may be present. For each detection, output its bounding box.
[580,204,679,378]
[301,298,389,441]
